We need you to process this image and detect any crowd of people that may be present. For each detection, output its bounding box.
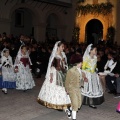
[0,32,120,119]
[37,40,120,119]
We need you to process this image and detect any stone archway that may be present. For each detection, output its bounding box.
[9,4,40,41]
[76,14,110,43]
[85,19,103,44]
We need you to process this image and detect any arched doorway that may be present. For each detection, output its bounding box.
[11,8,33,37]
[46,13,58,43]
[85,19,103,44]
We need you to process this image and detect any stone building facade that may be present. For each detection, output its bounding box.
[0,0,76,42]
[1,0,120,44]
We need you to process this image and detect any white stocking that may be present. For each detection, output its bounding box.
[72,111,76,119]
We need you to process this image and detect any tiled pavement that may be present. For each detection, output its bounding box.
[0,75,120,120]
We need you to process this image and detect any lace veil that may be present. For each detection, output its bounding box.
[1,48,9,57]
[14,45,32,66]
[83,44,93,60]
[45,41,61,78]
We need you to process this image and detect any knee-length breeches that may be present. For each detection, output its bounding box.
[68,89,82,111]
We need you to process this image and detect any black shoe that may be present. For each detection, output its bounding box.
[23,90,27,92]
[116,110,120,113]
[89,105,97,109]
[113,92,117,95]
[65,109,71,119]
[67,114,71,119]
[2,90,7,94]
[78,105,82,110]
[108,90,116,94]
[36,75,41,78]
[114,93,120,98]
[108,91,113,94]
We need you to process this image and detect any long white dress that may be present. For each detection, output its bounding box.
[15,53,35,90]
[37,53,71,110]
[81,44,104,105]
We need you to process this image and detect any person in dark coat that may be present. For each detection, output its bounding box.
[29,46,37,75]
[105,61,120,95]
[14,34,25,56]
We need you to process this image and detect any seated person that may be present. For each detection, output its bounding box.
[99,52,117,92]
[105,60,120,95]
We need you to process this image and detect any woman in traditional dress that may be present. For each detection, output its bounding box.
[81,44,104,109]
[14,45,35,91]
[0,48,16,94]
[37,41,71,118]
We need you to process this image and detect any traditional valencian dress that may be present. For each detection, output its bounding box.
[37,41,71,110]
[82,44,104,105]
[14,47,35,90]
[0,49,16,90]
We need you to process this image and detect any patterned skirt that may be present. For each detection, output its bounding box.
[81,72,104,105]
[38,70,71,110]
